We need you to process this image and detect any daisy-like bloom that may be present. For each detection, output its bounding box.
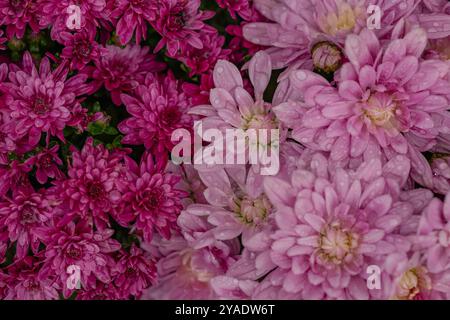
[274,28,450,175]
[36,219,121,298]
[26,145,63,184]
[86,45,165,106]
[4,257,60,300]
[113,244,157,298]
[54,137,130,229]
[112,0,155,45]
[263,153,434,299]
[149,0,216,57]
[118,72,192,153]
[38,0,111,42]
[410,194,450,298]
[0,52,91,152]
[0,0,40,39]
[60,29,106,70]
[189,51,284,170]
[122,152,188,242]
[243,0,418,70]
[175,32,231,77]
[182,165,276,279]
[0,191,59,260]
[142,234,238,299]
[384,252,449,300]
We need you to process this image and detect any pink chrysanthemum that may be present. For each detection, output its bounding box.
[112,0,155,45]
[149,0,216,56]
[54,137,130,229]
[0,191,59,260]
[142,234,237,299]
[86,45,165,106]
[189,50,281,136]
[0,0,40,39]
[0,52,91,152]
[118,72,192,153]
[274,28,450,176]
[182,73,214,106]
[38,0,111,42]
[113,244,157,298]
[36,219,121,298]
[182,165,275,278]
[26,145,63,184]
[122,153,188,242]
[60,29,105,70]
[0,159,33,197]
[175,32,231,77]
[243,0,418,70]
[263,152,433,299]
[413,194,450,288]
[4,257,60,300]
[216,0,252,20]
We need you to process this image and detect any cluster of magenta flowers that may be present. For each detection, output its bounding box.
[0,0,449,300]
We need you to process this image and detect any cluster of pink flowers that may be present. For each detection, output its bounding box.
[0,0,449,300]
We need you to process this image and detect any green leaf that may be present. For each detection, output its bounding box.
[87,122,105,136]
[104,126,118,135]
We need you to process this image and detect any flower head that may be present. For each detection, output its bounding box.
[118,72,192,153]
[263,153,431,299]
[0,0,40,39]
[149,0,216,56]
[87,45,165,105]
[0,52,91,151]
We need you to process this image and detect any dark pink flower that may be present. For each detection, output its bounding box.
[54,137,131,229]
[149,0,216,56]
[0,191,59,260]
[113,244,157,298]
[0,159,33,197]
[0,52,91,151]
[176,32,231,77]
[0,0,40,39]
[4,257,60,300]
[112,0,155,45]
[38,0,112,42]
[60,29,106,70]
[86,45,165,105]
[216,0,252,20]
[182,73,214,106]
[36,219,121,298]
[118,72,192,153]
[26,145,63,184]
[122,153,188,242]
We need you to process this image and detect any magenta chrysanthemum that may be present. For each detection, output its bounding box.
[118,72,192,153]
[0,0,40,39]
[86,45,165,105]
[0,52,91,152]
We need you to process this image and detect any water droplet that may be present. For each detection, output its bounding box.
[296,71,307,81]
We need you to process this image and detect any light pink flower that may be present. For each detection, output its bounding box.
[243,0,419,70]
[263,153,432,299]
[142,235,237,299]
[274,28,450,177]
